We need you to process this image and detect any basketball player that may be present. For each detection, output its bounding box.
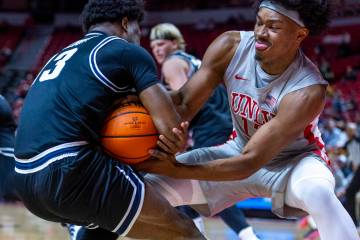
[150,23,259,240]
[137,1,360,239]
[0,95,18,202]
[13,0,205,239]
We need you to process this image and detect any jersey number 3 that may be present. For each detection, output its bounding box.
[39,48,78,82]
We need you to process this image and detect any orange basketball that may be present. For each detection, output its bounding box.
[100,102,158,164]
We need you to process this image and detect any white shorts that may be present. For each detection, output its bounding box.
[146,138,334,218]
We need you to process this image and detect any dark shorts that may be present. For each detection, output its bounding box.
[14,144,144,236]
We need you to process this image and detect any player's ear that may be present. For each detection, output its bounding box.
[121,17,129,33]
[171,40,179,50]
[296,27,309,43]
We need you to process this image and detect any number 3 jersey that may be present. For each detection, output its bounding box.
[224,31,329,163]
[15,31,159,160]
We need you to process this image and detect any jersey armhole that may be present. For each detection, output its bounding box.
[88,36,128,93]
[224,31,252,81]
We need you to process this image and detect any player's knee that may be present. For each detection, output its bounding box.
[293,178,335,213]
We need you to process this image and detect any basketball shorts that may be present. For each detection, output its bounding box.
[146,137,331,219]
[13,142,144,236]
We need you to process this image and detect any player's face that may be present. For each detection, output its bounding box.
[150,39,178,64]
[254,8,305,65]
[125,21,141,45]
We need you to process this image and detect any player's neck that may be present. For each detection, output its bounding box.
[89,23,125,39]
[259,50,298,75]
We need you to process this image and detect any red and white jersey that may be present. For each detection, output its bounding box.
[224,31,329,164]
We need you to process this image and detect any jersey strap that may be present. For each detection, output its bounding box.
[15,141,88,174]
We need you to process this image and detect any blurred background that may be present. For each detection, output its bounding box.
[0,0,359,239]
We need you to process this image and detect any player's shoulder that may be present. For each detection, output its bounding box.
[96,35,129,51]
[93,36,151,62]
[164,54,189,68]
[201,31,241,69]
[215,31,241,49]
[207,31,241,58]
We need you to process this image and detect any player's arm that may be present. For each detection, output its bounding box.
[171,31,240,121]
[162,57,189,90]
[137,84,326,180]
[122,44,187,153]
[139,83,187,149]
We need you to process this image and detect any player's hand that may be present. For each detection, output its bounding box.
[157,121,189,154]
[133,149,180,176]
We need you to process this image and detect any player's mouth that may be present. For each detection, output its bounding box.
[155,54,164,62]
[255,40,271,51]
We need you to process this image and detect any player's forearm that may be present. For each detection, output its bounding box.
[172,155,258,181]
[169,90,194,121]
[170,89,210,122]
[140,84,183,145]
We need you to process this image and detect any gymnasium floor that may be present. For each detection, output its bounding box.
[0,203,300,240]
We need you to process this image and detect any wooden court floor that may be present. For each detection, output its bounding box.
[0,203,329,240]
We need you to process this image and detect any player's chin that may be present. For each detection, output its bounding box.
[159,58,166,65]
[155,56,164,64]
[255,50,271,62]
[255,52,264,61]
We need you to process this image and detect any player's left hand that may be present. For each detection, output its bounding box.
[157,121,189,154]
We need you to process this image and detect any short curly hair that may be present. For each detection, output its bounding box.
[254,0,332,36]
[81,0,144,32]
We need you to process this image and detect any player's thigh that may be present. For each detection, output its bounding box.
[285,156,335,209]
[127,181,203,239]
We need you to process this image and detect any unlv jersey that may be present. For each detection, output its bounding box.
[224,31,328,163]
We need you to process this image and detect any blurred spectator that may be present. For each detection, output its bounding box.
[322,119,348,149]
[343,122,360,226]
[342,66,357,82]
[24,72,35,85]
[331,90,356,120]
[12,97,24,123]
[320,58,335,82]
[0,47,12,58]
[344,122,360,170]
[15,80,30,98]
[0,47,13,66]
[337,32,352,58]
[328,149,349,194]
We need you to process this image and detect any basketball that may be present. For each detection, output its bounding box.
[100,102,158,164]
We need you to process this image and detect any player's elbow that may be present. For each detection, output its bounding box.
[240,151,263,178]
